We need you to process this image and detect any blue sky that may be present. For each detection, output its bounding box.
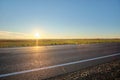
[0,0,120,39]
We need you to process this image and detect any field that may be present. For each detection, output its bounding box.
[0,39,120,48]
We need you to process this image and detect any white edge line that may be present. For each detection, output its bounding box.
[0,53,120,78]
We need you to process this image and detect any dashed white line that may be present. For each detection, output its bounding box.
[0,53,120,78]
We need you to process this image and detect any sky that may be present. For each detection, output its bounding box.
[0,0,120,39]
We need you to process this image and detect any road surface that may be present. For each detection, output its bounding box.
[0,43,120,80]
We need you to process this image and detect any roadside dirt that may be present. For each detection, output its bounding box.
[46,59,120,80]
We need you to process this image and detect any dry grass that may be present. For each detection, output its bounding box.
[0,39,120,48]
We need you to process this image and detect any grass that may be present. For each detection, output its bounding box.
[0,39,120,48]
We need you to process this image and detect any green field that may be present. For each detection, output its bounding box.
[0,39,120,48]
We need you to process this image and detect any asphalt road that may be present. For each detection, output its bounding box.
[0,43,120,80]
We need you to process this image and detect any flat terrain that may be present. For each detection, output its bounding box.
[0,43,120,80]
[0,39,120,48]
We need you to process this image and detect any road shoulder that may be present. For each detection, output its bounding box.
[46,59,120,80]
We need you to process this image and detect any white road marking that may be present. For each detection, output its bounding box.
[0,53,120,78]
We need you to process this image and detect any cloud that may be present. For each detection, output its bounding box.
[0,31,33,39]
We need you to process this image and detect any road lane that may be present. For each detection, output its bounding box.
[0,53,120,78]
[0,43,120,80]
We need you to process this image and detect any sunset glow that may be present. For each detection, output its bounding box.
[35,33,40,39]
[0,0,120,39]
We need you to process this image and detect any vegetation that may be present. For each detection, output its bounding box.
[0,39,120,48]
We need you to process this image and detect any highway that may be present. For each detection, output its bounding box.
[0,43,120,80]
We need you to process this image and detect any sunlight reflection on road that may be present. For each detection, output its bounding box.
[29,46,49,67]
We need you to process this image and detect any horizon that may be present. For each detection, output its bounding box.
[0,0,120,39]
[0,38,120,40]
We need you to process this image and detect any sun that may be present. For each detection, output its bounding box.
[35,33,40,39]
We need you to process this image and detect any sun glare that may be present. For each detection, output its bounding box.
[35,33,40,39]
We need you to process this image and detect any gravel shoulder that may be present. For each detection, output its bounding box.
[45,59,120,80]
